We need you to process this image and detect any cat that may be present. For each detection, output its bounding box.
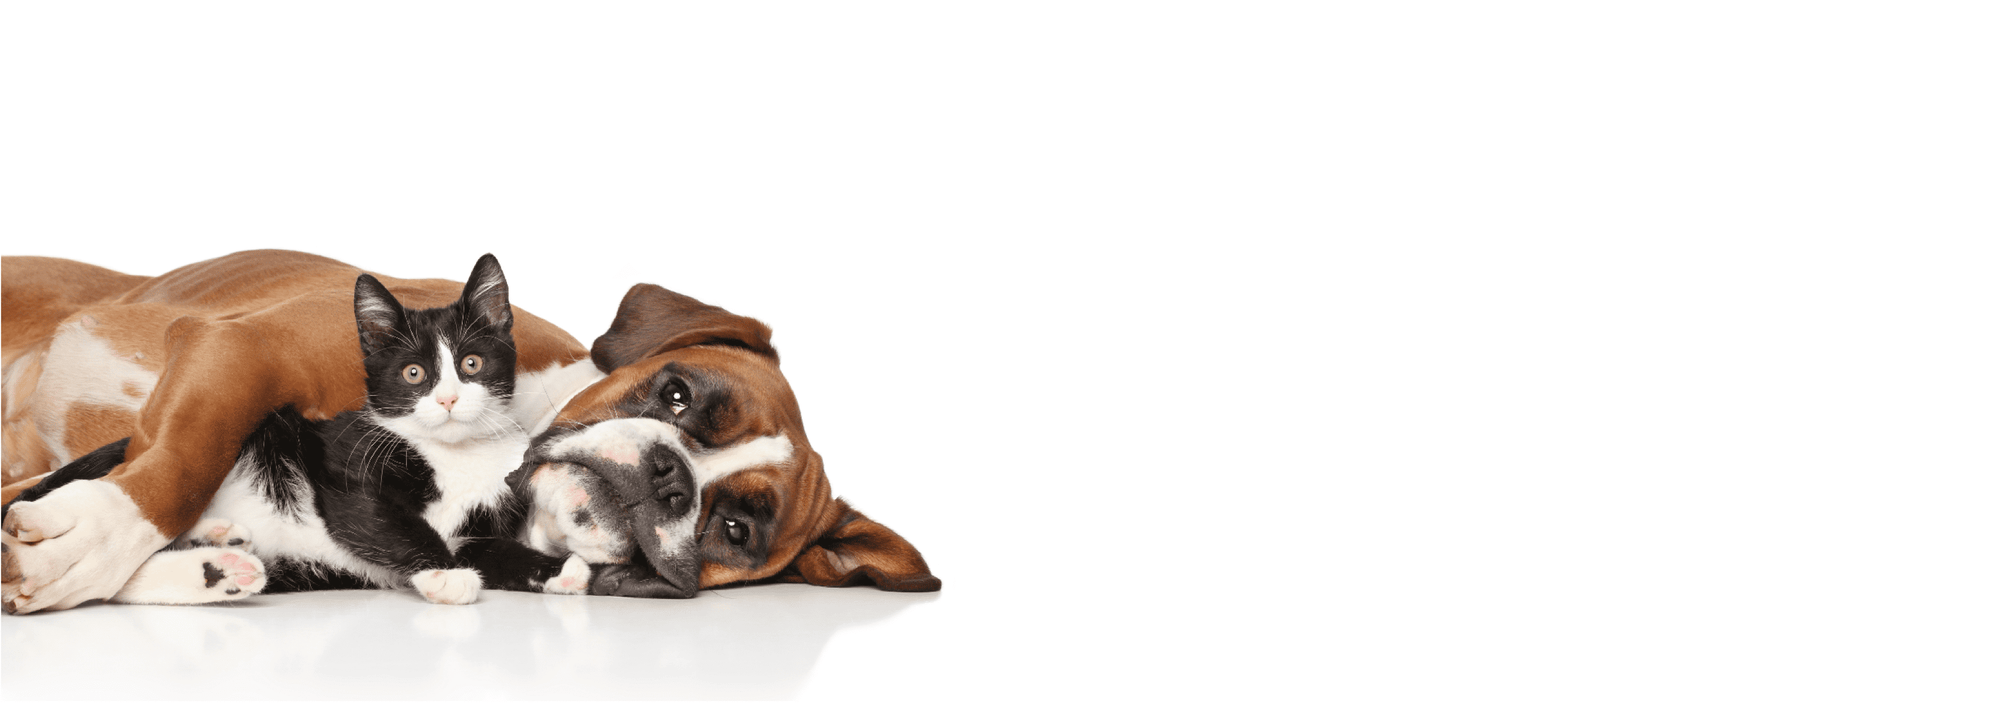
[10,254,588,605]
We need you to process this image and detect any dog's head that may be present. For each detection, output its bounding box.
[517,284,939,597]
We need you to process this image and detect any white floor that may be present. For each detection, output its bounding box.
[3,585,941,700]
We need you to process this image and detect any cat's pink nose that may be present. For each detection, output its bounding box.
[436,394,458,411]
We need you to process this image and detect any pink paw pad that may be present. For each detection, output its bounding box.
[201,551,263,598]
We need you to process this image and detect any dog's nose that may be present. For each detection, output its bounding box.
[651,452,680,478]
[645,448,693,515]
[436,394,457,411]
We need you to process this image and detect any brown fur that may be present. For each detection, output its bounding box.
[1,257,151,366]
[2,258,148,484]
[2,345,54,483]
[60,404,137,466]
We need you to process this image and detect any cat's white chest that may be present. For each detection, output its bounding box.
[408,434,530,543]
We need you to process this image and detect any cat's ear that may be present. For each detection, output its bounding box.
[459,253,513,333]
[353,274,408,357]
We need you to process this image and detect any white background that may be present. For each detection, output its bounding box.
[3,1,1996,702]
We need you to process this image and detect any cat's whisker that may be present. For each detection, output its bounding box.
[470,412,508,443]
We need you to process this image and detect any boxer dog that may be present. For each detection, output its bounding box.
[1,250,936,613]
[514,284,940,597]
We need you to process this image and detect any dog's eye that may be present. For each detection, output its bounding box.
[402,364,425,384]
[723,518,748,545]
[665,386,689,415]
[459,355,482,376]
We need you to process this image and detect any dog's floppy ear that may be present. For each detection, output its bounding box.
[778,499,941,592]
[590,283,777,373]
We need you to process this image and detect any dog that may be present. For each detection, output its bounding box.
[1,250,936,613]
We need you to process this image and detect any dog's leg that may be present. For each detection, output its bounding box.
[3,480,171,613]
[110,546,266,605]
[4,317,299,614]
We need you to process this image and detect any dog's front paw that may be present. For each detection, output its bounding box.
[185,516,252,549]
[3,481,171,614]
[543,555,591,595]
[112,547,265,605]
[412,568,482,605]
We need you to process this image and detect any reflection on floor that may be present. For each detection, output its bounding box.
[2,584,939,700]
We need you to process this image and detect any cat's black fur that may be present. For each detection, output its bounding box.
[1,439,129,511]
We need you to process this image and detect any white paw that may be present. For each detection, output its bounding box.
[185,516,252,549]
[543,555,591,595]
[2,481,171,614]
[112,547,266,605]
[411,568,482,605]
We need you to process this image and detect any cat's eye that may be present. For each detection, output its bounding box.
[723,518,748,545]
[459,355,482,376]
[402,364,425,385]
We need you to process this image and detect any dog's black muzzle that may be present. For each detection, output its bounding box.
[521,421,702,598]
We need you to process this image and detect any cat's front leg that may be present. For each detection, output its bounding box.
[409,567,483,605]
[548,556,590,595]
[111,546,266,605]
[180,516,252,549]
[321,493,480,605]
[457,536,589,595]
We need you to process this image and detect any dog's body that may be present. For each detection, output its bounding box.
[2,250,934,613]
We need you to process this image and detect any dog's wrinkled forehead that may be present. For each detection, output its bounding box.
[538,416,795,490]
[541,417,690,473]
[558,347,799,449]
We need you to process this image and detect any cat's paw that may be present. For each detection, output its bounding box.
[111,547,265,605]
[186,517,252,549]
[543,555,591,595]
[411,568,482,605]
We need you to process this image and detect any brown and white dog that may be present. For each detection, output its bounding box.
[1,250,936,613]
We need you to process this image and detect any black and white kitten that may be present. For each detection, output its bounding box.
[27,255,588,605]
